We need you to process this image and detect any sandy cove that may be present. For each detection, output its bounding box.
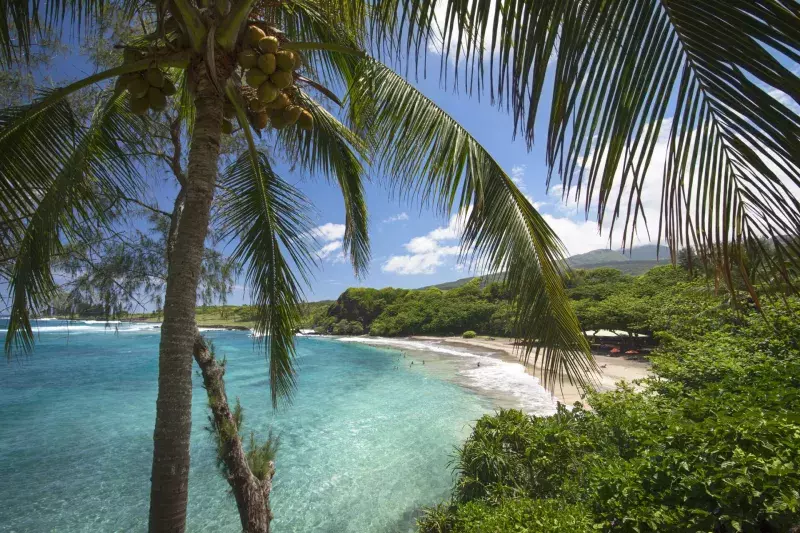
[410,336,651,407]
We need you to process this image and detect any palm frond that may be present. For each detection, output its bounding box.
[277,0,365,89]
[372,0,800,296]
[349,59,596,389]
[220,85,315,405]
[1,0,106,66]
[4,91,149,354]
[278,90,370,275]
[219,151,315,406]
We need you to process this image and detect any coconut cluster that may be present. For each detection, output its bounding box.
[230,25,314,133]
[117,64,177,116]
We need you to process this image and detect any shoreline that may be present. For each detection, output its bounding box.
[410,336,651,407]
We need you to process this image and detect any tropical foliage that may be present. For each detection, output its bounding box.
[305,265,699,338]
[419,285,800,532]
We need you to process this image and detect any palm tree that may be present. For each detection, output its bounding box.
[1,0,797,531]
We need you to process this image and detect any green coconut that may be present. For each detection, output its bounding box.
[245,68,268,88]
[297,110,314,130]
[270,113,288,129]
[253,112,269,129]
[275,50,295,72]
[122,48,144,63]
[249,99,266,113]
[270,70,293,89]
[238,49,259,69]
[128,77,150,98]
[148,87,167,111]
[223,101,237,119]
[257,81,279,103]
[292,51,303,70]
[265,92,290,109]
[257,53,276,75]
[258,36,279,55]
[161,78,177,96]
[246,25,267,47]
[146,68,164,88]
[283,105,303,125]
[130,95,150,115]
[222,119,234,134]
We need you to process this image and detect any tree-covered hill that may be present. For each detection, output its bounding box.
[303,265,691,340]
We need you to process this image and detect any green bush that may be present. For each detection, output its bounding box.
[418,499,592,533]
[421,296,800,533]
[462,330,477,339]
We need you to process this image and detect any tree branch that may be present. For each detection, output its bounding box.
[170,0,207,52]
[120,196,173,218]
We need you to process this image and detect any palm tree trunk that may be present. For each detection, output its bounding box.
[194,336,274,533]
[148,72,224,533]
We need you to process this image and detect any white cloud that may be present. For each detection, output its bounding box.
[382,209,470,275]
[316,240,343,260]
[310,223,345,242]
[406,236,439,254]
[510,164,526,185]
[382,246,461,275]
[383,212,409,223]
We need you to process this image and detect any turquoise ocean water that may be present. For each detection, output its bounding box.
[0,319,554,532]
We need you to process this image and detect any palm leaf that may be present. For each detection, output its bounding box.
[278,90,370,274]
[218,150,315,406]
[349,59,596,389]
[220,82,316,406]
[5,91,149,354]
[372,0,800,296]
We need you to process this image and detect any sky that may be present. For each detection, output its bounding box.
[11,15,799,309]
[8,31,707,305]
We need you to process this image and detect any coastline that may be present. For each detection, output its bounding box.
[409,336,651,407]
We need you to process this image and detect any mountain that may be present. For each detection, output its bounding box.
[425,245,670,290]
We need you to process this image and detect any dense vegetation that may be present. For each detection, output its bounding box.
[304,266,690,338]
[417,281,800,532]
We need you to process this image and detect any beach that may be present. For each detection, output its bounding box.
[410,336,651,407]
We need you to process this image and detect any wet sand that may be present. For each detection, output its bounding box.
[410,336,651,407]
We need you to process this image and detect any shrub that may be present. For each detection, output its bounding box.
[421,297,800,532]
[462,330,476,339]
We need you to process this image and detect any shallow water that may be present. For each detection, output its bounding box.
[0,320,552,532]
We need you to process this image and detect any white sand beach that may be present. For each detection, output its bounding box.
[410,336,651,407]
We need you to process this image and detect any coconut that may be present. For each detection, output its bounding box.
[257,53,276,75]
[146,68,164,88]
[238,49,259,69]
[292,51,303,70]
[148,87,167,111]
[270,113,288,129]
[223,101,237,119]
[265,92,290,109]
[122,48,144,63]
[130,95,150,115]
[253,112,269,129]
[257,81,279,103]
[128,77,150,98]
[245,68,268,88]
[249,99,266,113]
[297,110,314,130]
[222,119,234,134]
[246,26,267,47]
[269,70,293,89]
[161,78,177,96]
[275,50,295,72]
[283,105,303,125]
[258,36,279,55]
